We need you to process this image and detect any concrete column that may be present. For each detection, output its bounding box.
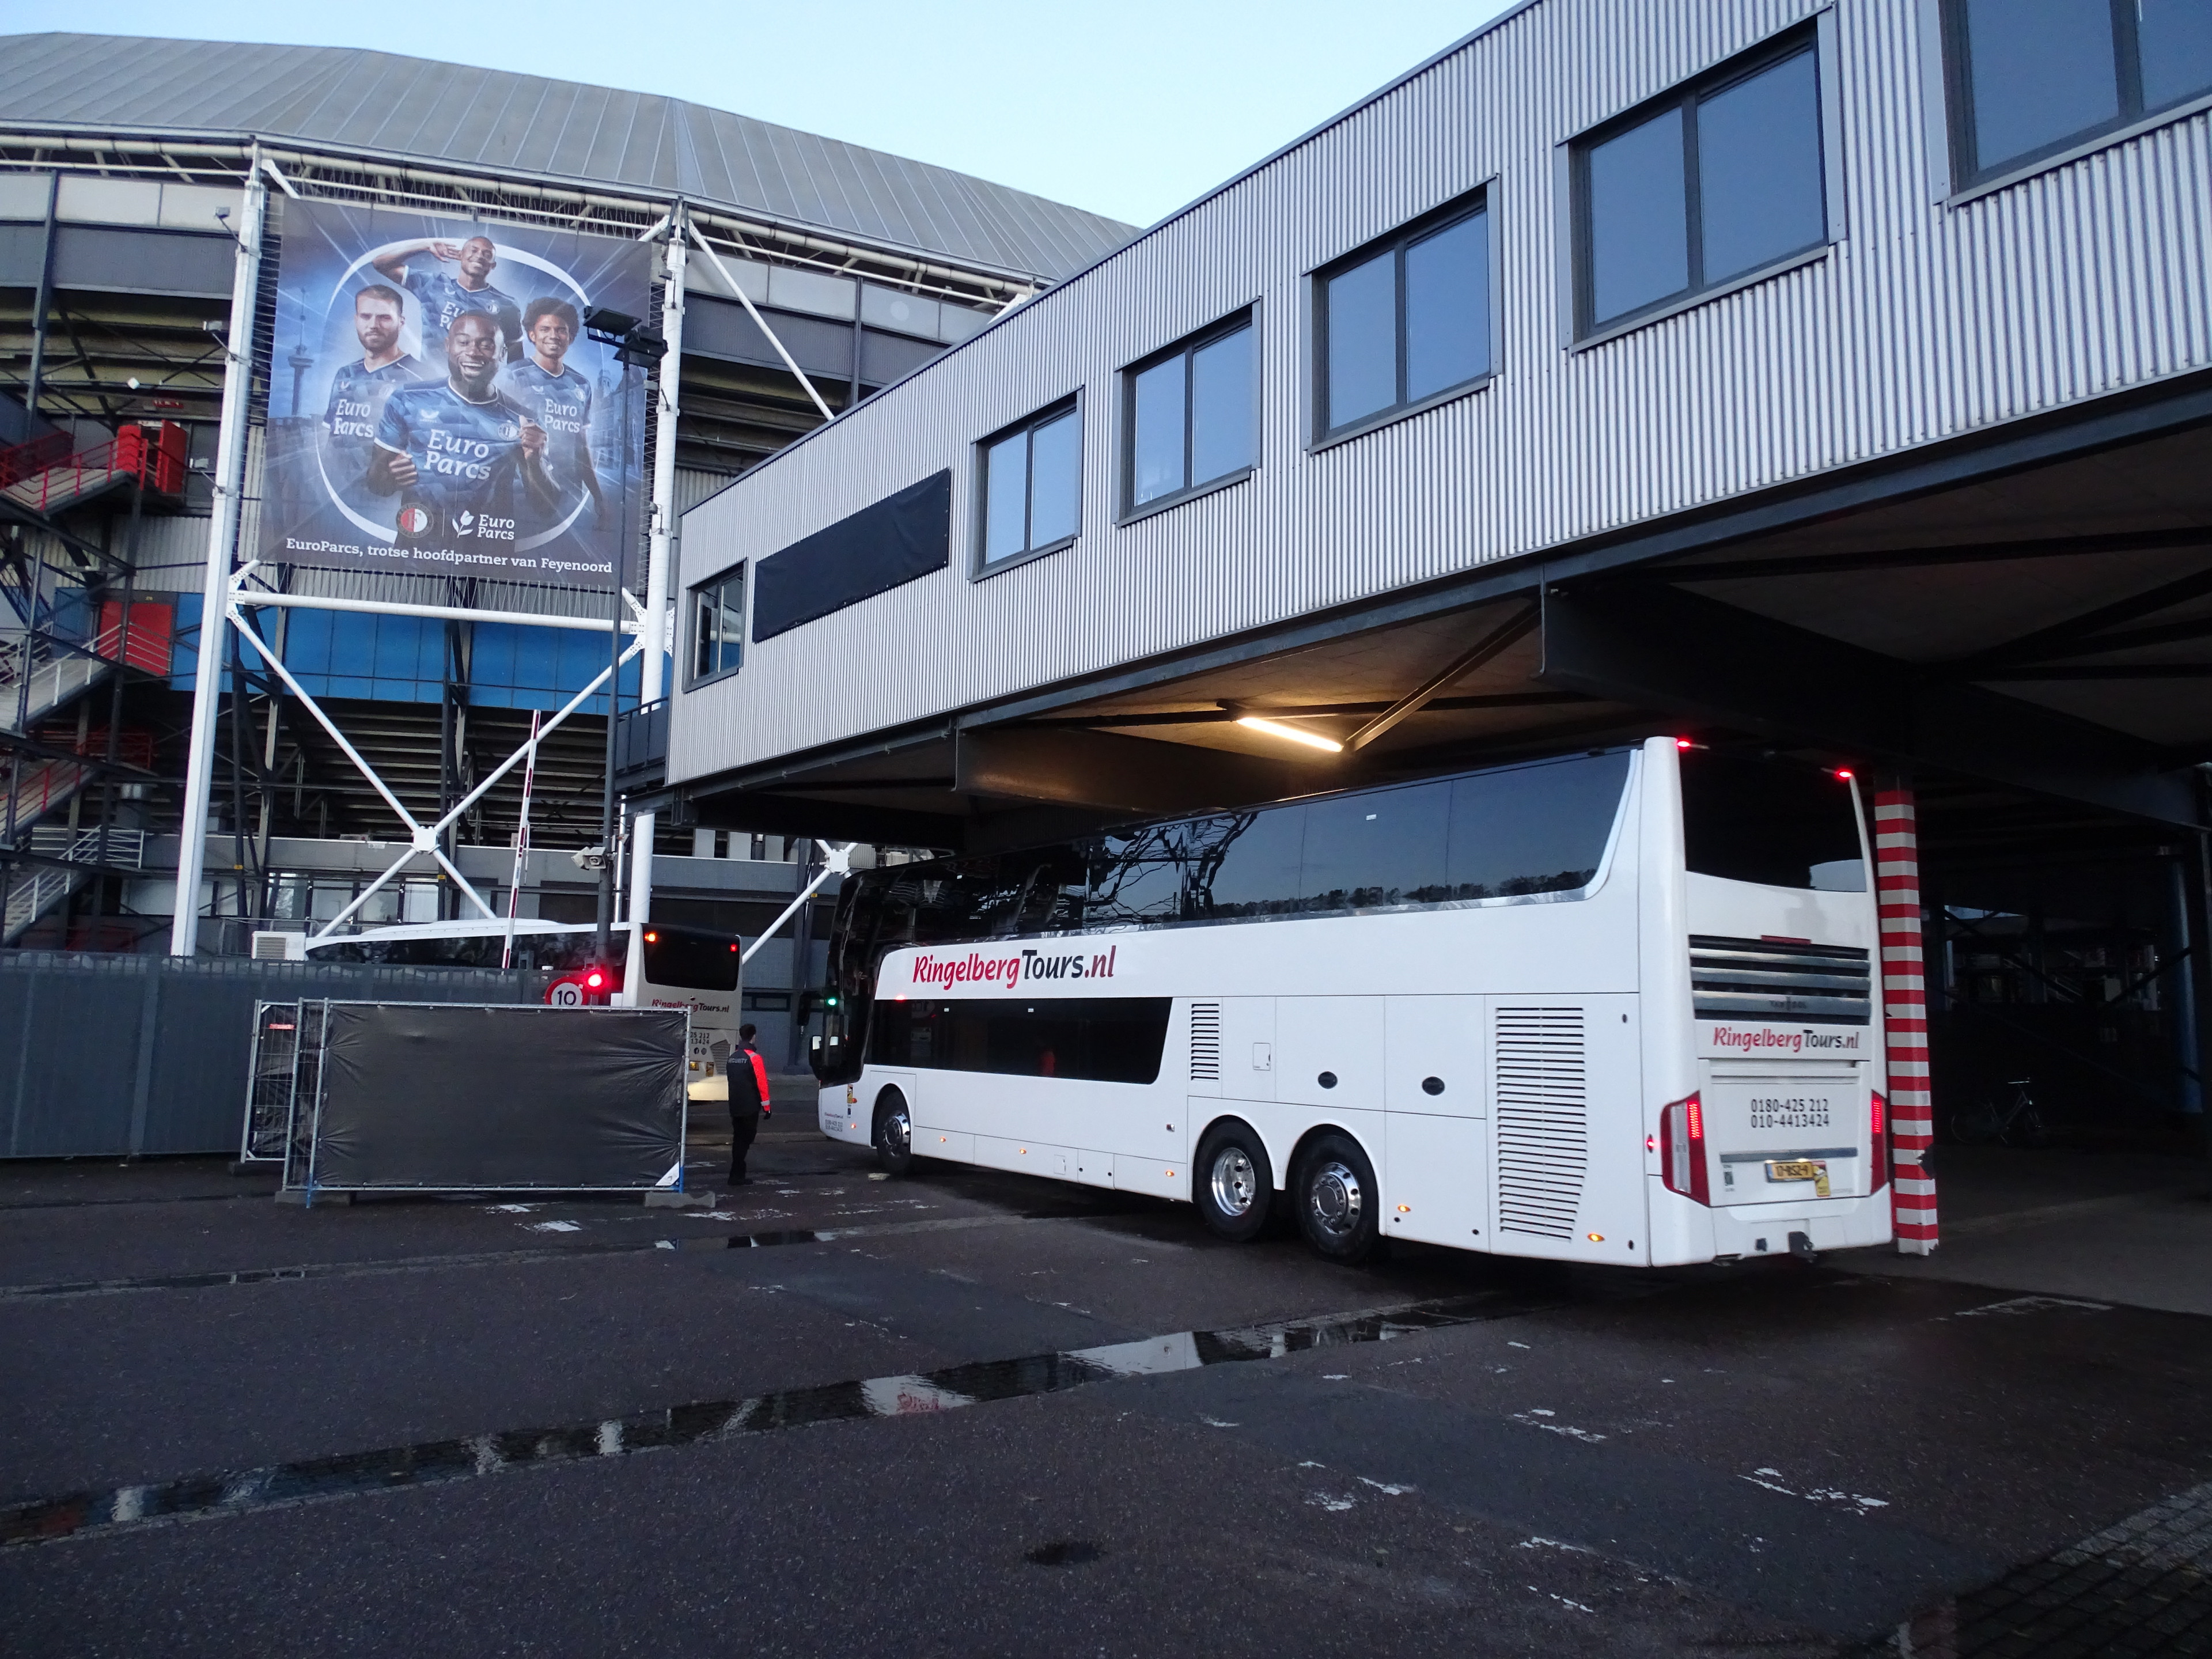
[1875,781,1938,1255]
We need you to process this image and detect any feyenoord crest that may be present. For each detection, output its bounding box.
[397,506,432,535]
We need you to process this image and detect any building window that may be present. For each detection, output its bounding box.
[979,398,1082,567]
[1316,195,1490,441]
[690,567,744,685]
[1573,32,1827,338]
[1124,312,1255,514]
[1944,0,2212,187]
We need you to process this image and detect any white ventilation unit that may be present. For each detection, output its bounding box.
[1188,1002,1221,1082]
[1494,1006,1588,1240]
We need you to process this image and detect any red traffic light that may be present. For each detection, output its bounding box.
[585,971,605,989]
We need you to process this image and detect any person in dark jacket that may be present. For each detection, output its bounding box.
[729,1024,770,1185]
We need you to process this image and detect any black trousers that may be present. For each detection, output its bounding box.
[729,1101,762,1181]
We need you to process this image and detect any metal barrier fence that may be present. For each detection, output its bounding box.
[0,951,552,1158]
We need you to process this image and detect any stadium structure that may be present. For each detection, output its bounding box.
[0,32,1134,1053]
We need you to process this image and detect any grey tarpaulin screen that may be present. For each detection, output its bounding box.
[309,1004,687,1190]
[750,468,950,641]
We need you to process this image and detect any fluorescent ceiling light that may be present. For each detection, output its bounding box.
[1236,715,1343,754]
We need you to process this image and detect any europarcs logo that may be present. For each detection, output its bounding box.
[456,511,517,541]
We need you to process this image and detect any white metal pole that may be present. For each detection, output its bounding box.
[170,151,267,955]
[627,206,688,942]
[740,842,853,965]
[502,710,541,969]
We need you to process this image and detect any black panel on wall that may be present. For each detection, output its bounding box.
[751,468,950,642]
[52,226,234,298]
[684,294,855,380]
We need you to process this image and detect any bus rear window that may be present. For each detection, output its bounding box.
[643,928,741,991]
[1680,752,1865,891]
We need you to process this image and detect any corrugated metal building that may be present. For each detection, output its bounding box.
[668,0,2212,1145]
[672,0,2212,824]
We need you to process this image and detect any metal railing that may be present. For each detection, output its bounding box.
[1,609,172,734]
[0,423,188,514]
[2,825,146,945]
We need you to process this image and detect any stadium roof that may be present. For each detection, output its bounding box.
[0,33,1138,283]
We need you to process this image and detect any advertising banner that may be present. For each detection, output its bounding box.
[262,199,651,590]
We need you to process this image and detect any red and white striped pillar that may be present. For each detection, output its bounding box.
[1874,781,1938,1254]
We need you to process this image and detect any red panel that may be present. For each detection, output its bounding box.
[99,600,174,676]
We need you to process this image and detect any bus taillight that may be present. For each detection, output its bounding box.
[1870,1090,1890,1191]
[1661,1093,1709,1205]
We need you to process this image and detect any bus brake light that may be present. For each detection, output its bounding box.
[1870,1090,1890,1191]
[1661,1093,1710,1205]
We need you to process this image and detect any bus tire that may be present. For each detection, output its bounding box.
[873,1088,914,1177]
[1294,1132,1381,1266]
[1194,1123,1273,1243]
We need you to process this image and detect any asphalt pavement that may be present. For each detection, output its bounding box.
[5,1115,2211,1657]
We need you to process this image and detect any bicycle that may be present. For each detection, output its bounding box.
[1949,1078,2050,1147]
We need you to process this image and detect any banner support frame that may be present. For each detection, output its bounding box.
[171,143,268,955]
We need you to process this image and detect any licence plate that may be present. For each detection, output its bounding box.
[1768,1160,1832,1198]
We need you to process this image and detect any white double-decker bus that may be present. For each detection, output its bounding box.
[811,736,1888,1267]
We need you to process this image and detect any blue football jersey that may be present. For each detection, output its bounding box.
[374,381,532,528]
[499,358,593,445]
[498,358,598,511]
[324,355,423,445]
[403,269,522,357]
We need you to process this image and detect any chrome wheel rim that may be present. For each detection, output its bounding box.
[881,1105,910,1155]
[1209,1147,1259,1217]
[1308,1160,1363,1239]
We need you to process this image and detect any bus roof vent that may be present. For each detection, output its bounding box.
[1495,1005,1588,1241]
[1188,1002,1221,1082]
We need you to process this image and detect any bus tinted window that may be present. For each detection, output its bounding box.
[1680,752,1863,891]
[643,928,741,991]
[1197,806,1306,918]
[870,997,1171,1084]
[1301,781,1450,910]
[1444,751,1632,899]
[1086,826,1191,926]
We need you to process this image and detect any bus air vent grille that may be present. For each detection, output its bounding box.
[1189,1002,1221,1082]
[1688,935,1871,1025]
[1494,1006,1588,1240]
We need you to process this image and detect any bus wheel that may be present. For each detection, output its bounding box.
[1194,1124,1272,1243]
[1295,1133,1381,1265]
[873,1089,914,1177]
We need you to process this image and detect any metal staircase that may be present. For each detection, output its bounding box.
[0,422,189,518]
[0,632,115,735]
[2,824,146,945]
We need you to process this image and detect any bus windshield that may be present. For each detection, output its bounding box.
[1680,751,1865,891]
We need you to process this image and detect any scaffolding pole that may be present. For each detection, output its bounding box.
[170,149,266,955]
[624,205,690,987]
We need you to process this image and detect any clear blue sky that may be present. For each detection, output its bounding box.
[6,1,1517,228]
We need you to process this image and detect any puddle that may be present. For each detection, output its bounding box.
[1,1292,1539,1547]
